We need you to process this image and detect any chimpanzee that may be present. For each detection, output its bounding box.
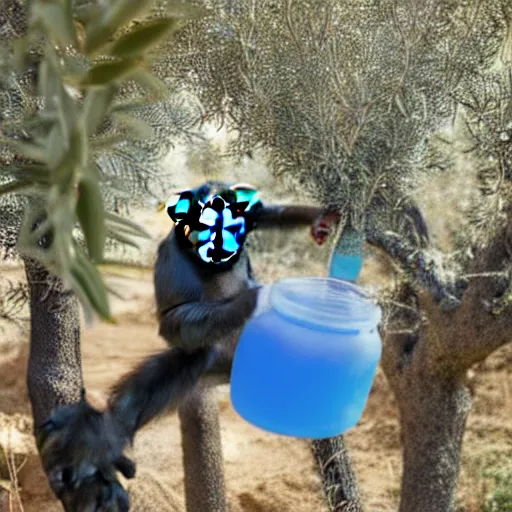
[36,181,340,512]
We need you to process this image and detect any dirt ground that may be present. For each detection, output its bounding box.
[0,207,510,512]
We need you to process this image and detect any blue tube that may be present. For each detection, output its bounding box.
[328,226,365,282]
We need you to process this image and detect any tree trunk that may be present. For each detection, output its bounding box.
[393,372,471,512]
[381,285,474,512]
[178,386,228,512]
[311,436,363,512]
[23,256,83,429]
[375,216,512,512]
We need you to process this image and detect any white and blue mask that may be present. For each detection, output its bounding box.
[165,183,262,264]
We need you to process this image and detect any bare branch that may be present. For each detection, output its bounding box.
[366,229,466,310]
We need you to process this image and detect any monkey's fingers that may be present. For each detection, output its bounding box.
[311,223,330,245]
[104,480,130,512]
[62,481,129,512]
[96,470,130,512]
[57,465,130,512]
[114,455,136,479]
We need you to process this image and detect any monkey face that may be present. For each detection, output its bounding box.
[165,181,262,264]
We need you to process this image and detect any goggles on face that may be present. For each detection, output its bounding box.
[165,183,262,264]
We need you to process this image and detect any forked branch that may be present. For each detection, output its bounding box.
[366,229,466,311]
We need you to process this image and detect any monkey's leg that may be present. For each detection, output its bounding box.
[23,256,83,428]
[37,347,216,512]
[179,384,228,512]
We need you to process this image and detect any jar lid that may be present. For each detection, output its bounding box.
[270,277,381,332]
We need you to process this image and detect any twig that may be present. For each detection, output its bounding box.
[1,440,25,512]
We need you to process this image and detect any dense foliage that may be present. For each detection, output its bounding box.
[0,0,200,322]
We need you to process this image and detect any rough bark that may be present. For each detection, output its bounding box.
[397,376,470,512]
[311,437,363,512]
[23,256,83,429]
[382,305,472,512]
[178,386,228,512]
[379,220,512,512]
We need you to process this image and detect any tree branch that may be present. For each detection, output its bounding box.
[379,217,512,373]
[366,229,466,311]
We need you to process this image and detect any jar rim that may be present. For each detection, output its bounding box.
[270,277,381,331]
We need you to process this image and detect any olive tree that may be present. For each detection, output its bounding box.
[2,1,512,511]
[157,1,512,511]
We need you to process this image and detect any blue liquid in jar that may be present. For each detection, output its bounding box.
[230,278,381,439]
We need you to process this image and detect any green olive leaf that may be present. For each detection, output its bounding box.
[46,124,67,170]
[31,1,78,48]
[108,18,180,59]
[0,112,57,131]
[109,98,155,114]
[83,86,117,136]
[105,228,142,250]
[105,211,151,239]
[71,244,112,321]
[81,59,140,86]
[0,178,49,196]
[69,279,95,327]
[127,67,170,99]
[38,45,63,103]
[70,127,88,168]
[17,140,49,164]
[55,82,79,143]
[49,126,87,191]
[50,228,74,277]
[84,0,157,55]
[76,174,106,261]
[6,164,51,183]
[52,155,77,192]
[0,165,51,195]
[89,133,126,153]
[36,60,50,104]
[112,112,154,139]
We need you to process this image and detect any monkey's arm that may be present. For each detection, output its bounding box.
[158,286,259,351]
[249,204,342,246]
[106,282,260,441]
[251,204,325,228]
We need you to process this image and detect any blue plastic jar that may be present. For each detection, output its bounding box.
[230,277,382,439]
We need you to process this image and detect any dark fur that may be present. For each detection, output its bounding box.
[108,347,216,442]
[38,182,328,511]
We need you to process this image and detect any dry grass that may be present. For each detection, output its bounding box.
[0,415,30,512]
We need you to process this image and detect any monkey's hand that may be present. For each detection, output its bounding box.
[37,395,135,512]
[311,210,341,245]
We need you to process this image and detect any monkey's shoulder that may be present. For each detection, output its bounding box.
[154,231,204,307]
